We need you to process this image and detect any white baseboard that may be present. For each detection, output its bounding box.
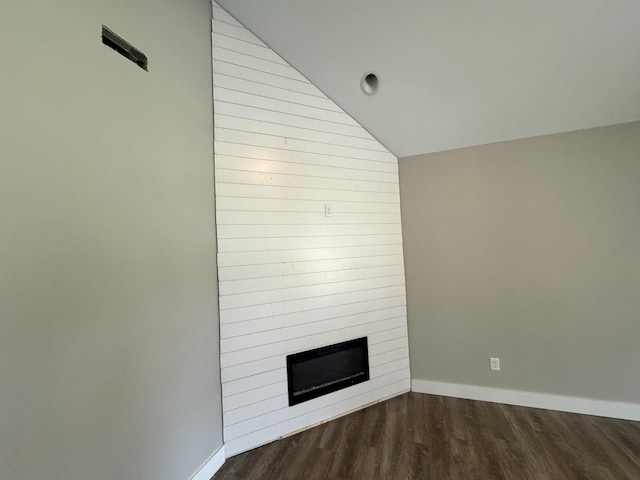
[412,379,640,422]
[190,444,225,480]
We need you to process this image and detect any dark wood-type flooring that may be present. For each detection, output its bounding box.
[213,392,640,480]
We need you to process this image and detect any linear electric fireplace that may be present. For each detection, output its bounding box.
[286,337,370,406]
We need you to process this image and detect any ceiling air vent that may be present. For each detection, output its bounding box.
[102,26,148,71]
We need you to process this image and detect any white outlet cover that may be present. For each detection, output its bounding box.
[490,357,501,371]
[324,203,334,217]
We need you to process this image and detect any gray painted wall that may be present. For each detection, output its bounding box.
[0,1,223,479]
[399,122,640,403]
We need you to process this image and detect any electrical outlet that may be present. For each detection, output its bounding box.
[490,357,501,371]
[324,203,334,217]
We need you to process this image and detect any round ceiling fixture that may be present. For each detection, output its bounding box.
[360,71,380,96]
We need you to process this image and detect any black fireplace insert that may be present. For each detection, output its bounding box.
[286,337,370,406]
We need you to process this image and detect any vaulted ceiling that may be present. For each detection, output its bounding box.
[217,0,640,157]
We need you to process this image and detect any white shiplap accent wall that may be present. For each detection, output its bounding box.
[212,2,410,457]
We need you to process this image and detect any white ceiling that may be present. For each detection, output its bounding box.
[217,0,640,158]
